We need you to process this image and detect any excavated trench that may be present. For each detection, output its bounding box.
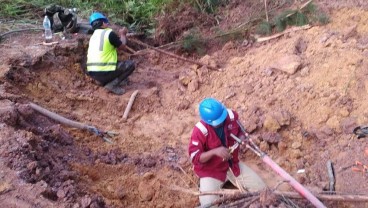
[0,39,342,208]
[0,38,191,207]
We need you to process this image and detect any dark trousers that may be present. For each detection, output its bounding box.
[88,60,135,86]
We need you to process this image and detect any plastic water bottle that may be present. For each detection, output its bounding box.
[43,16,52,42]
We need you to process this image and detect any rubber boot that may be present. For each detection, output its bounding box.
[119,78,130,87]
[104,78,126,95]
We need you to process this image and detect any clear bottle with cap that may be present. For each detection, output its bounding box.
[43,16,52,43]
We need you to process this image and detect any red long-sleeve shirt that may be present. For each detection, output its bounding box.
[188,110,245,181]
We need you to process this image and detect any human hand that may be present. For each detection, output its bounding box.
[119,27,128,36]
[239,134,249,145]
[212,146,231,161]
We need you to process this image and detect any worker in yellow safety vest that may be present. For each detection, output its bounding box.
[87,12,135,95]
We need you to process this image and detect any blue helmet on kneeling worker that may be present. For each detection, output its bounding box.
[199,98,228,126]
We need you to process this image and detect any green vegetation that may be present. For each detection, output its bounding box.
[0,0,228,34]
[256,21,272,35]
[0,0,173,33]
[274,10,309,32]
[256,2,329,35]
[182,29,206,54]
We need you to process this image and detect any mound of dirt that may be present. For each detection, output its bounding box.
[155,3,216,45]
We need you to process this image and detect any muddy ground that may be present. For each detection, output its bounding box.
[1,1,368,208]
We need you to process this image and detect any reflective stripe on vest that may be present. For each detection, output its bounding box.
[227,109,234,121]
[87,29,117,72]
[190,149,199,162]
[195,122,208,136]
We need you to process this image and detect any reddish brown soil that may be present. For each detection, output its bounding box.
[1,1,368,208]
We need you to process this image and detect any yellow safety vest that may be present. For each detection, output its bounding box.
[87,28,117,72]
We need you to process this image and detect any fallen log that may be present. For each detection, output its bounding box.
[129,38,219,71]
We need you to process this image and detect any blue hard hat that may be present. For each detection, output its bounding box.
[89,12,108,26]
[199,98,228,126]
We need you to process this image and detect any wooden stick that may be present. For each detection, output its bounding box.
[125,45,136,54]
[42,41,59,46]
[229,168,246,193]
[177,174,191,188]
[256,25,311,42]
[241,196,260,208]
[172,185,368,203]
[176,165,198,187]
[286,0,313,18]
[222,196,254,207]
[122,90,139,121]
[130,38,219,71]
[203,193,258,208]
[167,185,199,195]
[300,0,313,10]
[168,185,240,196]
[274,191,368,202]
[200,190,250,197]
[264,0,269,22]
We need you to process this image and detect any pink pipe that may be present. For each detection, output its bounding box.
[262,155,326,208]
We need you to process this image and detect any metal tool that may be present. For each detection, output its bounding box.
[87,126,118,144]
[230,133,243,144]
[229,142,239,154]
[236,120,248,138]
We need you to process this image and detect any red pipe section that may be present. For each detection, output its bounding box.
[262,155,326,208]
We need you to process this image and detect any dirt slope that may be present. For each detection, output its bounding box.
[1,2,368,208]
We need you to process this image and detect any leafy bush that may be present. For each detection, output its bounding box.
[256,21,272,35]
[256,2,329,35]
[181,29,206,54]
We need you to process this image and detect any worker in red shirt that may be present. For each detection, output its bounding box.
[188,98,266,207]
